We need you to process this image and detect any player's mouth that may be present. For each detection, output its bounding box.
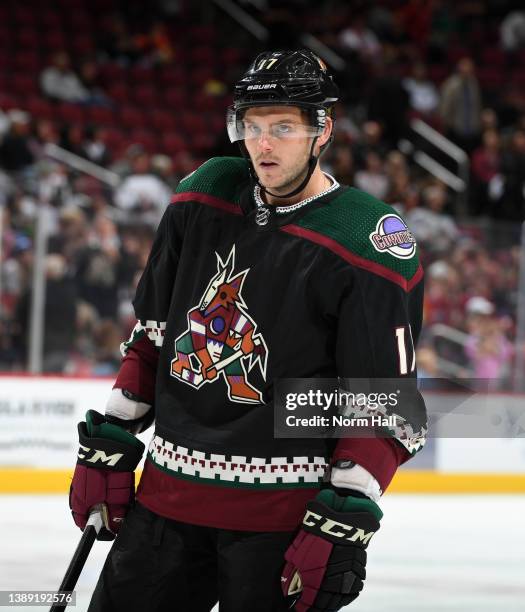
[259,160,279,169]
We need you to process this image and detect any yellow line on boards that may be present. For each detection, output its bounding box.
[0,469,75,493]
[389,471,525,493]
[1,469,525,494]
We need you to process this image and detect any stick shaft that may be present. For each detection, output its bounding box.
[48,526,96,611]
[49,508,104,612]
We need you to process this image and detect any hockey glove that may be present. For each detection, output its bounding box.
[69,410,145,540]
[282,489,382,612]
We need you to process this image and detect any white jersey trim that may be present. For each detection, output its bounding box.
[149,435,328,486]
[121,320,166,355]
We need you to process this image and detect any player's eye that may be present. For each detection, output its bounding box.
[274,124,292,136]
[245,124,261,136]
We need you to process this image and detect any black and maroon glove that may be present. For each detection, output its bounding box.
[282,489,382,612]
[69,410,145,540]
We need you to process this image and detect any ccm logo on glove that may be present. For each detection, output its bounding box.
[302,509,375,545]
[78,445,124,467]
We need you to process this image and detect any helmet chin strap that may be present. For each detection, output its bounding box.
[242,138,319,201]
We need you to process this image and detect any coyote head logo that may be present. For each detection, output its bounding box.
[200,249,248,314]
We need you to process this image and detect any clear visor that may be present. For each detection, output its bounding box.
[226,107,324,143]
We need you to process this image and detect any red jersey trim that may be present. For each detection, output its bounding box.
[136,458,317,531]
[281,224,424,292]
[333,437,410,492]
[171,192,242,215]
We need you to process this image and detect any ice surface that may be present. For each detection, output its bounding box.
[1,494,524,611]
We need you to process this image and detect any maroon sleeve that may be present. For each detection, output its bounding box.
[333,264,426,492]
[113,335,159,405]
[332,437,411,493]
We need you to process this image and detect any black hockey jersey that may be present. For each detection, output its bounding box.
[114,157,426,531]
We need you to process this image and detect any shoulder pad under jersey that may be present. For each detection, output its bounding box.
[294,187,421,288]
[174,157,250,205]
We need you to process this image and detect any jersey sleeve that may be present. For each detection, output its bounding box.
[333,264,427,493]
[113,203,181,407]
[293,187,428,494]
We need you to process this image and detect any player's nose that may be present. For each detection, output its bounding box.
[257,133,273,152]
[259,136,273,152]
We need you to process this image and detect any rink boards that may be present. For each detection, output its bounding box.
[1,375,525,494]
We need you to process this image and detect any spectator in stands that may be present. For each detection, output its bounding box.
[78,59,111,106]
[339,13,382,62]
[117,226,152,293]
[323,144,355,186]
[7,188,38,231]
[0,110,34,173]
[424,259,463,328]
[354,150,389,199]
[37,161,72,207]
[404,183,459,254]
[32,119,60,155]
[471,129,501,215]
[14,254,77,372]
[493,128,525,220]
[74,214,121,320]
[91,319,123,375]
[84,127,112,167]
[114,152,171,226]
[500,10,525,52]
[151,154,178,191]
[40,52,90,103]
[439,57,482,154]
[385,150,410,201]
[48,206,88,263]
[480,108,499,132]
[464,296,513,388]
[388,177,417,212]
[403,61,440,118]
[351,120,388,168]
[1,233,33,317]
[60,124,86,158]
[110,143,145,179]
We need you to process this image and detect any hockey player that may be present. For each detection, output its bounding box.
[69,50,427,612]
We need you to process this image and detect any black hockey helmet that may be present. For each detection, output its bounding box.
[227,50,339,199]
[233,49,338,109]
[228,49,338,143]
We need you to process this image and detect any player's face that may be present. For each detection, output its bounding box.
[242,106,315,195]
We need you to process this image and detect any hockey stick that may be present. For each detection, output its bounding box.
[49,504,106,612]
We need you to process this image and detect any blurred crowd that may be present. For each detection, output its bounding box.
[0,142,168,374]
[1,0,524,389]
